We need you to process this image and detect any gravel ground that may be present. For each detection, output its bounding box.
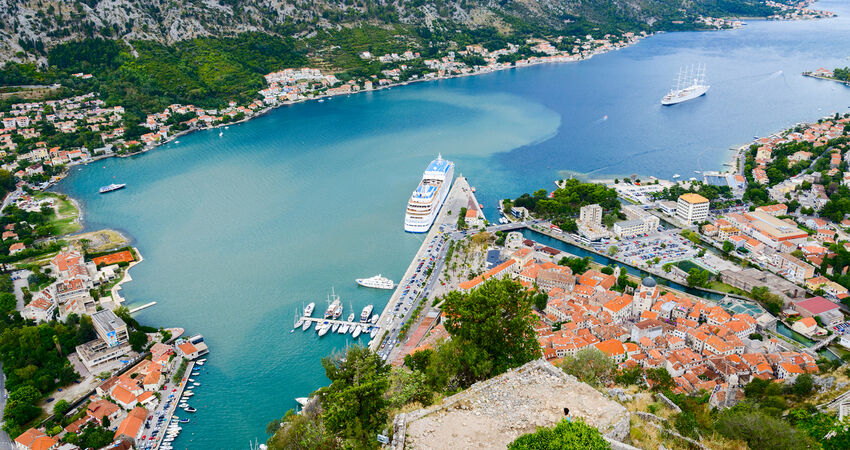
[400,359,629,449]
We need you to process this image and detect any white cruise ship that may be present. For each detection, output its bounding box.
[661,64,709,106]
[404,155,455,233]
[355,275,394,289]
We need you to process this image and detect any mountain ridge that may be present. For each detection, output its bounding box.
[1,0,777,62]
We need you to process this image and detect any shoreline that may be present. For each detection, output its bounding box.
[36,6,835,192]
[110,247,144,305]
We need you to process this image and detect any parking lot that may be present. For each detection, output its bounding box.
[377,232,446,361]
[615,230,697,267]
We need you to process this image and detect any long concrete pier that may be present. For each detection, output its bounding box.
[369,175,475,354]
[129,301,156,313]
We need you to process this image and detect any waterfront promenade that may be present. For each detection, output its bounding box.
[369,176,475,355]
[150,359,195,450]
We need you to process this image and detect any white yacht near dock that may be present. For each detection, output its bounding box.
[303,302,315,317]
[404,154,455,233]
[661,64,709,105]
[323,289,343,319]
[355,274,395,289]
[360,305,374,322]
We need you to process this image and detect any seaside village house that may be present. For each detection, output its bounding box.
[446,238,826,406]
[22,249,126,323]
[16,332,211,449]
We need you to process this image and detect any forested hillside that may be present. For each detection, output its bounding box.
[1,0,777,61]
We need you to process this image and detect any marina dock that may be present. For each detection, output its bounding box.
[297,316,379,331]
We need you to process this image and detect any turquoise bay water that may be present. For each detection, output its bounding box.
[56,1,850,446]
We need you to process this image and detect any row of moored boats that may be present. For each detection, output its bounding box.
[159,358,207,449]
[293,290,381,339]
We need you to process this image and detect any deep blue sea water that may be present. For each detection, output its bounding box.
[55,1,850,446]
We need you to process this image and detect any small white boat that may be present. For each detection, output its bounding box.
[302,320,311,331]
[331,322,341,333]
[184,407,197,412]
[304,302,315,317]
[188,378,195,382]
[193,382,200,386]
[182,392,194,397]
[175,140,180,144]
[347,312,355,322]
[317,322,331,337]
[370,314,379,324]
[295,397,309,406]
[370,327,380,338]
[339,323,350,334]
[672,174,680,178]
[186,385,194,390]
[195,361,204,366]
[191,371,200,376]
[352,325,362,338]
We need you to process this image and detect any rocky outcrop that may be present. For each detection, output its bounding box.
[395,358,631,449]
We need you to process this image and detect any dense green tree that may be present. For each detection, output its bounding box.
[558,256,590,275]
[791,373,814,397]
[317,345,389,448]
[686,268,710,288]
[128,329,148,352]
[513,179,620,223]
[76,424,116,449]
[750,286,784,315]
[442,278,541,377]
[715,407,814,449]
[52,399,70,416]
[266,409,332,450]
[790,408,850,450]
[403,348,434,373]
[508,418,609,450]
[559,349,616,387]
[0,292,16,315]
[386,367,432,408]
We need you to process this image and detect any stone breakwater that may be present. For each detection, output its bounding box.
[394,358,630,449]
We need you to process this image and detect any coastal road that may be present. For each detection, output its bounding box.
[0,363,12,448]
[0,188,22,212]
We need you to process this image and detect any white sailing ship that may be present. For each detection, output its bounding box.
[661,64,709,106]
